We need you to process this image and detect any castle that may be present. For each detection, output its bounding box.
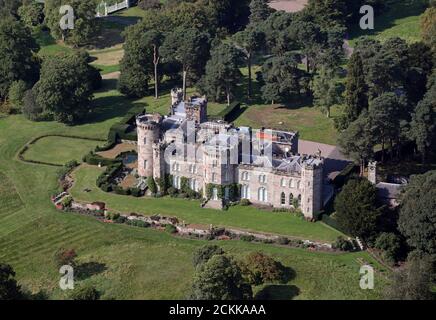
[136,89,324,219]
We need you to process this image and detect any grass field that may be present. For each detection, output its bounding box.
[348,0,427,46]
[0,171,24,215]
[22,136,101,166]
[0,106,388,300]
[234,103,341,145]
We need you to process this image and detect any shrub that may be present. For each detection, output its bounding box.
[168,187,178,197]
[332,236,355,252]
[113,186,131,196]
[60,196,73,208]
[277,237,290,245]
[22,89,42,120]
[165,224,177,234]
[69,285,100,300]
[101,183,113,192]
[83,151,121,167]
[240,199,251,206]
[8,80,27,112]
[106,212,120,221]
[375,232,402,264]
[127,219,150,228]
[114,216,127,224]
[147,176,158,194]
[240,252,288,286]
[192,245,225,267]
[130,187,142,197]
[53,248,77,268]
[240,235,255,242]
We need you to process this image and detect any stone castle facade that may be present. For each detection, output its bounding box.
[136,90,324,219]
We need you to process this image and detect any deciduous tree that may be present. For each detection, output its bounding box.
[0,16,39,101]
[199,43,243,106]
[190,255,252,300]
[160,27,210,100]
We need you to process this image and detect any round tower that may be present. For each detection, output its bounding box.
[137,115,161,177]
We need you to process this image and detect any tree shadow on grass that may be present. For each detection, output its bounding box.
[75,262,107,281]
[86,94,147,124]
[255,284,301,300]
[277,96,314,111]
[348,0,427,40]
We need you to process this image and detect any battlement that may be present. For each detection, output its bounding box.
[136,114,162,130]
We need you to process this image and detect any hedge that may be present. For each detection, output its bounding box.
[83,151,122,166]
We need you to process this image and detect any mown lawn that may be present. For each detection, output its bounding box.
[0,109,388,300]
[348,0,426,46]
[234,103,342,145]
[22,136,101,166]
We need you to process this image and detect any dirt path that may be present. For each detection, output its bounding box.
[269,0,308,12]
[102,71,121,80]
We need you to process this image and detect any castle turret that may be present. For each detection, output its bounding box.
[137,114,162,177]
[185,96,208,124]
[301,159,323,219]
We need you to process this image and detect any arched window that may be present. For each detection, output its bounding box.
[296,180,300,189]
[297,195,302,208]
[241,185,250,199]
[289,193,294,206]
[281,178,287,187]
[281,192,286,205]
[289,179,294,188]
[242,171,249,181]
[258,187,267,202]
[143,137,147,145]
[259,174,266,184]
[173,176,181,189]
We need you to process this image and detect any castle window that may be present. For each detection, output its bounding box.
[297,195,301,208]
[242,172,249,181]
[189,164,197,174]
[144,160,147,169]
[281,178,287,187]
[289,193,294,206]
[212,188,219,200]
[224,187,229,200]
[296,181,301,189]
[289,179,294,188]
[225,170,230,182]
[143,137,147,145]
[241,185,250,199]
[173,176,181,189]
[259,175,266,184]
[212,173,217,183]
[173,163,180,172]
[189,178,198,191]
[258,187,267,202]
[281,192,286,205]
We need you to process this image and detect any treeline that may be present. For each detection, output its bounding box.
[119,0,349,110]
[0,0,102,123]
[337,36,435,168]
